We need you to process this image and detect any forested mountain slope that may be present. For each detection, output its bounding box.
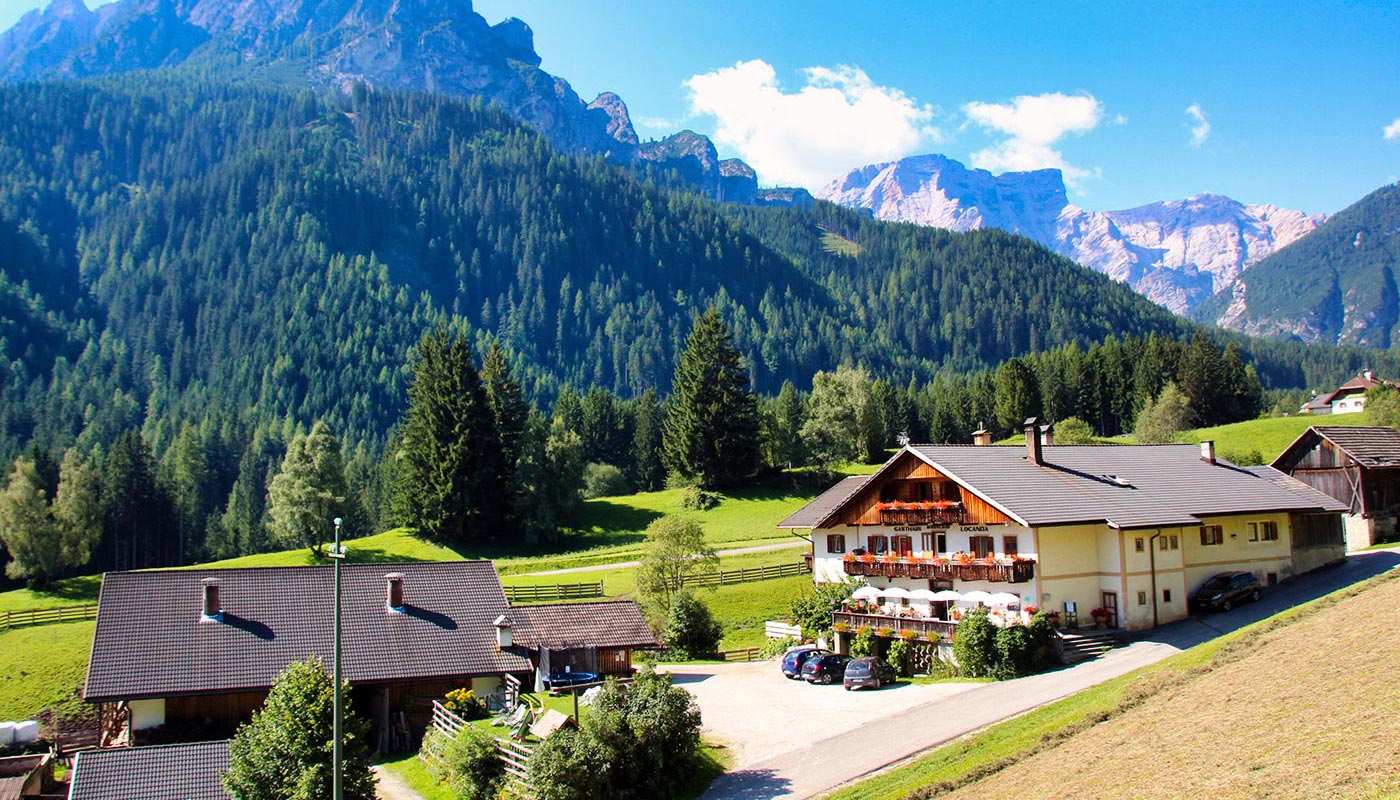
[0,77,1200,459]
[1199,182,1400,348]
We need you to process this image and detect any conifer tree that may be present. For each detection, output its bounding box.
[392,327,507,544]
[0,458,58,586]
[101,432,176,571]
[630,389,665,491]
[662,309,759,489]
[481,339,529,479]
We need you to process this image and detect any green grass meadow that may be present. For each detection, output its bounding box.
[0,620,94,720]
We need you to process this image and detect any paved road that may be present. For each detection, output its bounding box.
[525,539,807,576]
[701,548,1400,800]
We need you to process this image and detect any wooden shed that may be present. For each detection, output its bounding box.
[1271,426,1400,549]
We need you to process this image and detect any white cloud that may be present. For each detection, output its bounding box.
[633,115,676,133]
[962,93,1105,187]
[1186,103,1211,147]
[1385,118,1400,140]
[684,60,940,189]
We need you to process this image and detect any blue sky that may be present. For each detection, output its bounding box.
[4,0,1398,212]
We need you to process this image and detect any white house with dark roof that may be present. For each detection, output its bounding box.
[782,419,1347,634]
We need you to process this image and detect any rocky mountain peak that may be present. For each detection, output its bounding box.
[585,91,638,145]
[489,16,540,67]
[819,153,1321,314]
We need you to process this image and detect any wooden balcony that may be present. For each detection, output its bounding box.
[842,556,1036,584]
[876,502,966,527]
[831,611,958,641]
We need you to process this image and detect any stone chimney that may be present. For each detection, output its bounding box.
[1023,417,1043,466]
[493,614,513,650]
[201,577,222,622]
[386,573,405,612]
[1200,440,1216,465]
[971,428,993,446]
[1363,369,1375,381]
[1040,423,1055,447]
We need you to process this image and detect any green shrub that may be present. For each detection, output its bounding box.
[760,636,800,660]
[681,486,720,510]
[886,640,909,677]
[789,581,857,639]
[850,626,875,658]
[423,726,504,800]
[442,687,489,721]
[527,668,701,800]
[664,591,723,657]
[582,462,630,499]
[952,607,997,678]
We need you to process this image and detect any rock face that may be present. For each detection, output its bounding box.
[1195,182,1400,348]
[0,0,773,199]
[818,154,1323,314]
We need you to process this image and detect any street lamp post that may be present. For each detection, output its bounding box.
[329,517,345,800]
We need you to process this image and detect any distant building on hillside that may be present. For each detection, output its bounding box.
[1272,426,1400,550]
[1301,370,1394,415]
[781,419,1347,639]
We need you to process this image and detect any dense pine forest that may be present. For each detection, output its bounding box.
[2,74,1399,585]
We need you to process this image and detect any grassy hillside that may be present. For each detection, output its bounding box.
[1171,410,1377,463]
[0,620,93,720]
[832,567,1400,800]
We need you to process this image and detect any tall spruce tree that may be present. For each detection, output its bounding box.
[101,431,177,571]
[392,327,507,544]
[630,389,665,491]
[662,309,759,489]
[481,339,529,481]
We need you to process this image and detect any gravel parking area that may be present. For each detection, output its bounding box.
[658,660,981,767]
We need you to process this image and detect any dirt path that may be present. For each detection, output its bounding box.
[525,539,807,576]
[372,765,426,800]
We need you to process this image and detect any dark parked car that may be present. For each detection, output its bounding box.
[843,657,897,690]
[781,645,828,680]
[1190,571,1261,612]
[801,653,853,684]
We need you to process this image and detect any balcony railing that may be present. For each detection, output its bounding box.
[842,556,1036,584]
[875,501,966,527]
[831,611,958,641]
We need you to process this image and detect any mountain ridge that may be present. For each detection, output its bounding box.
[0,0,814,205]
[817,153,1323,314]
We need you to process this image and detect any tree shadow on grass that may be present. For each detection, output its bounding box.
[700,768,792,799]
[345,546,439,564]
[573,499,663,539]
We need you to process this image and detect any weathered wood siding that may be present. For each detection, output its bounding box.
[835,452,1010,526]
[165,690,267,737]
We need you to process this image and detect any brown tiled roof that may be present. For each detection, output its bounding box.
[85,561,532,702]
[1304,426,1400,469]
[777,475,870,528]
[68,741,230,800]
[783,444,1346,531]
[508,601,657,650]
[1244,466,1351,512]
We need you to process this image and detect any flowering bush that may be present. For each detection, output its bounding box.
[1090,607,1109,618]
[443,687,489,721]
[875,500,962,511]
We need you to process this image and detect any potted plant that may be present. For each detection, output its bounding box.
[875,626,895,638]
[1090,607,1109,629]
[832,622,850,633]
[900,629,920,641]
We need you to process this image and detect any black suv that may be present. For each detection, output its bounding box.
[843,657,897,690]
[802,654,853,684]
[1190,571,1261,612]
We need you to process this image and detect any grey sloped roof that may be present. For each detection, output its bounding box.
[1245,466,1351,512]
[68,740,230,800]
[777,475,870,528]
[85,561,532,702]
[1311,426,1400,469]
[508,601,658,650]
[781,444,1346,531]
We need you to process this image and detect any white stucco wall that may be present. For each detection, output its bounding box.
[130,698,166,730]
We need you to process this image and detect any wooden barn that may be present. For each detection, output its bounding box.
[84,561,654,752]
[1271,426,1400,550]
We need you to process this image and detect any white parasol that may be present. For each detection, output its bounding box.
[851,586,883,600]
[987,592,1023,607]
[879,586,911,599]
[959,590,995,605]
[907,589,938,603]
[930,590,963,602]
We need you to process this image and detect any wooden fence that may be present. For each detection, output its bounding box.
[426,700,535,797]
[0,604,98,630]
[714,646,762,662]
[680,561,809,589]
[503,581,604,603]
